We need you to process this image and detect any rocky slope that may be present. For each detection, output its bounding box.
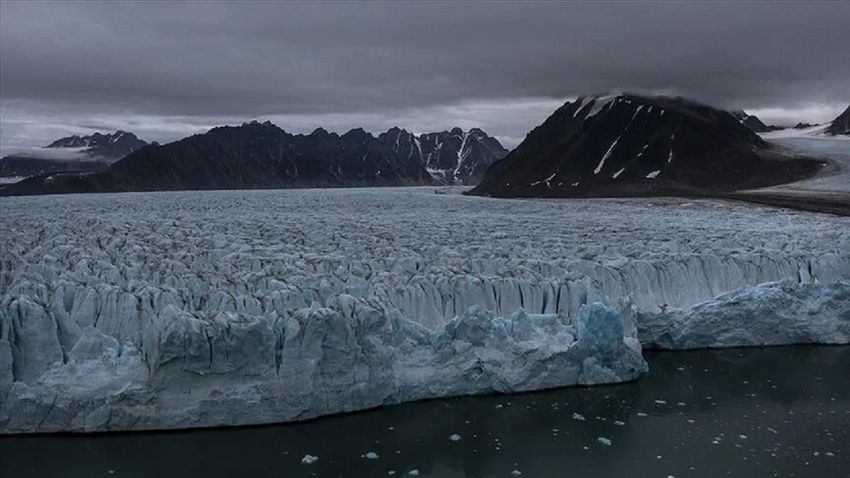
[0,131,147,180]
[0,123,506,196]
[731,110,781,133]
[1,188,848,433]
[417,127,509,184]
[826,104,850,136]
[469,94,824,199]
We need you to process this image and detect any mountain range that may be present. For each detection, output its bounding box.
[469,94,824,199]
[0,124,507,195]
[0,131,148,179]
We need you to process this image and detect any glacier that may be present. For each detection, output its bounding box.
[639,280,850,349]
[1,187,848,433]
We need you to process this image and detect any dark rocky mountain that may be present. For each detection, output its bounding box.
[0,122,506,196]
[469,94,824,199]
[0,131,147,180]
[826,105,850,136]
[793,122,816,130]
[731,110,781,133]
[417,127,509,184]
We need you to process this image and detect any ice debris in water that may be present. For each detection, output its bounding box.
[450,434,462,441]
[511,471,522,476]
[301,455,318,465]
[614,420,626,426]
[364,452,379,460]
[408,470,420,476]
[597,437,612,446]
[572,413,587,421]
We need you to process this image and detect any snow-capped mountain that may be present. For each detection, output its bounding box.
[45,130,148,158]
[0,131,148,180]
[826,104,850,136]
[369,126,507,185]
[469,94,824,198]
[1,122,506,195]
[417,127,508,184]
[730,110,781,133]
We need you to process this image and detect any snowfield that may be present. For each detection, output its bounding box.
[1,187,848,433]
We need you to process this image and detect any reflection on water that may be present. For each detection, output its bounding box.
[1,346,848,477]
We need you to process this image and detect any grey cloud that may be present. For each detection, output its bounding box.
[1,1,848,149]
[1,146,91,161]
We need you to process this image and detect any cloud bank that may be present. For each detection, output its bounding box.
[1,2,848,150]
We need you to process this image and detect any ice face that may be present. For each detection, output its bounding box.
[1,187,848,433]
[639,281,850,349]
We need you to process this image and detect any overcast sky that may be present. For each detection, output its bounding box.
[1,1,848,155]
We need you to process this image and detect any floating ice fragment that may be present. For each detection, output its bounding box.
[511,471,522,476]
[637,412,648,417]
[597,437,612,446]
[614,420,626,426]
[408,470,420,476]
[301,455,319,465]
[450,434,462,442]
[655,400,667,405]
[572,413,586,421]
[365,452,379,460]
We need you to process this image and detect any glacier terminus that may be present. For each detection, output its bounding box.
[1,187,848,434]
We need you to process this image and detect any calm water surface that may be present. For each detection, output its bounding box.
[1,346,848,478]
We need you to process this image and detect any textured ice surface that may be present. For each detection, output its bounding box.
[1,187,848,433]
[640,281,850,349]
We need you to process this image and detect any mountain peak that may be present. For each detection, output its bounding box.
[470,93,820,199]
[826,104,850,136]
[341,127,372,141]
[3,130,149,179]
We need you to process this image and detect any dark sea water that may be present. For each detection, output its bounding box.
[1,346,848,478]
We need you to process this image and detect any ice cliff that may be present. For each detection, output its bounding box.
[1,188,848,433]
[0,299,645,433]
[639,280,850,349]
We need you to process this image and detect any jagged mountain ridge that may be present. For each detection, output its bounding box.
[1,122,507,195]
[469,94,824,199]
[826,105,850,136]
[45,131,149,158]
[731,110,781,133]
[0,131,148,179]
[417,127,509,184]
